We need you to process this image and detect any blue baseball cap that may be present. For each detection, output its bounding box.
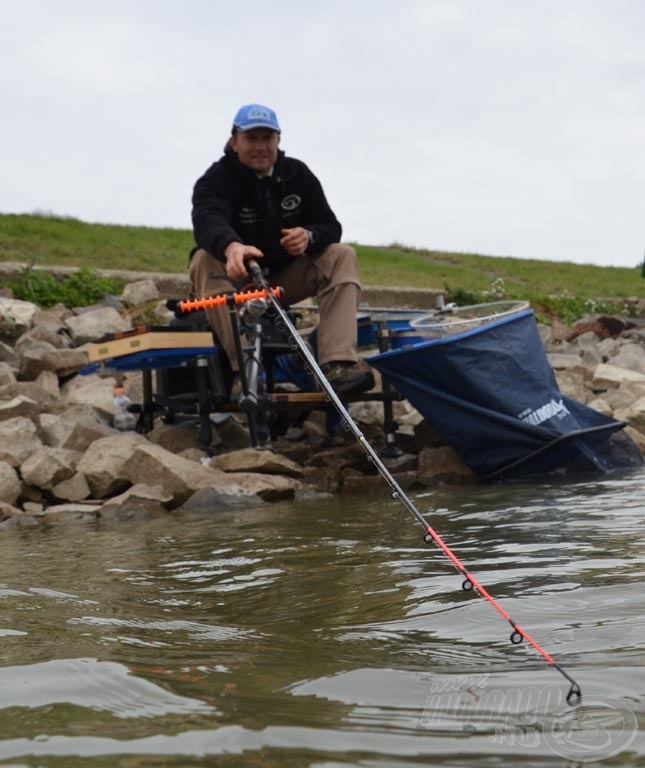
[232,103,281,133]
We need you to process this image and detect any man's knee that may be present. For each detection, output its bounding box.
[317,243,360,284]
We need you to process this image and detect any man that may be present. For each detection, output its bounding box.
[189,103,374,394]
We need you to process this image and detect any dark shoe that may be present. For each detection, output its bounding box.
[321,360,375,394]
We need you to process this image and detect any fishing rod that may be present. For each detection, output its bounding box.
[181,263,583,705]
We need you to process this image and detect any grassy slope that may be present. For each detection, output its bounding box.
[1,213,643,304]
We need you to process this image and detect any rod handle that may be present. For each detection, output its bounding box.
[246,258,264,284]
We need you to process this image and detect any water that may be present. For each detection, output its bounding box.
[1,470,645,766]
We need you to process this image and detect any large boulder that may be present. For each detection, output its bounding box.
[15,318,71,352]
[20,447,78,490]
[205,470,304,501]
[64,307,131,345]
[61,373,118,419]
[122,443,243,507]
[18,339,88,380]
[178,486,266,514]
[592,364,645,391]
[50,472,91,502]
[0,417,43,467]
[0,395,42,424]
[609,343,645,375]
[99,483,172,521]
[76,433,147,498]
[210,447,304,477]
[417,445,476,485]
[40,406,113,451]
[121,280,159,307]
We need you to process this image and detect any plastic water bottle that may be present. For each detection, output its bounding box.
[113,386,137,431]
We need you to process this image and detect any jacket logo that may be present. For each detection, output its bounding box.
[281,194,301,211]
[239,206,260,224]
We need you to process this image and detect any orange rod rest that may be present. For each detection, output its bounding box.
[178,287,283,313]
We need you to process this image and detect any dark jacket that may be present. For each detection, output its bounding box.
[191,146,342,274]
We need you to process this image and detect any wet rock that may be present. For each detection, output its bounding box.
[0,417,43,467]
[417,445,477,485]
[340,468,388,495]
[99,483,172,520]
[0,462,21,505]
[269,438,313,465]
[210,447,304,477]
[301,465,343,495]
[41,502,102,525]
[178,486,266,514]
[0,503,38,530]
[213,470,304,501]
[122,442,238,507]
[381,452,418,473]
[305,442,376,473]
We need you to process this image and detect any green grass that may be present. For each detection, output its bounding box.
[1,213,644,319]
[0,213,192,273]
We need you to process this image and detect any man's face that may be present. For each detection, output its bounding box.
[230,128,280,174]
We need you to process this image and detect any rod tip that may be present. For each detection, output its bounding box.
[566,683,582,705]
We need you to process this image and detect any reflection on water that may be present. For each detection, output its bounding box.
[0,470,645,766]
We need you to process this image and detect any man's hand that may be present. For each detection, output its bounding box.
[224,242,264,280]
[280,227,310,256]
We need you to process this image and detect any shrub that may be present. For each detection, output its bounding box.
[12,265,123,308]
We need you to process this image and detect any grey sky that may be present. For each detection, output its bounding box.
[1,0,644,268]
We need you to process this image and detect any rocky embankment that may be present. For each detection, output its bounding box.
[1,277,645,530]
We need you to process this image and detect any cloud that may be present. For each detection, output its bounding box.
[1,0,644,267]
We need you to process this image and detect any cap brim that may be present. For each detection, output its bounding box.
[234,122,280,132]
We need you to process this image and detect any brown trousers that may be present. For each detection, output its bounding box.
[188,243,361,370]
